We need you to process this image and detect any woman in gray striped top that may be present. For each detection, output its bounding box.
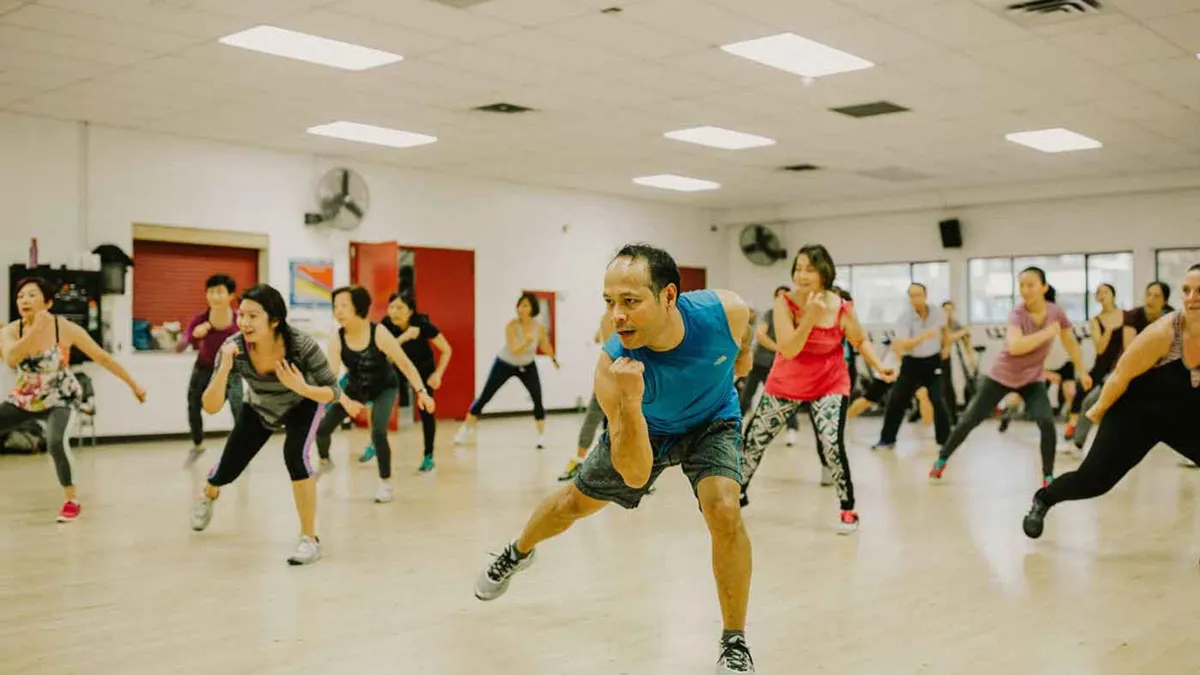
[189,284,344,566]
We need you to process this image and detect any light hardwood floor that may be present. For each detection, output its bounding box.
[1,413,1198,675]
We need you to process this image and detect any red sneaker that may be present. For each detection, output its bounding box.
[56,501,81,522]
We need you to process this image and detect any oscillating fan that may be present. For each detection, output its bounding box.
[739,224,787,266]
[306,168,369,230]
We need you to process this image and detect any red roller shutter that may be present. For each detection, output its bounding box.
[132,240,259,327]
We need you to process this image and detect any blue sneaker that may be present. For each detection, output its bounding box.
[358,446,376,463]
[418,456,435,473]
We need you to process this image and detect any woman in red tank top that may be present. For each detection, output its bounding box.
[740,244,894,534]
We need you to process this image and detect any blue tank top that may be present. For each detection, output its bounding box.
[602,290,741,437]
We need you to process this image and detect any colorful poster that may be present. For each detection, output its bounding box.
[289,258,334,308]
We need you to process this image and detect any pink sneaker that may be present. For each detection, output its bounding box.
[57,501,81,522]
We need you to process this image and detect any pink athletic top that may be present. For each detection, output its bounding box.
[989,302,1072,389]
[764,294,852,401]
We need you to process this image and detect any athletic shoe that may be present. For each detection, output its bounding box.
[418,456,435,473]
[184,445,205,467]
[998,416,1011,433]
[739,490,749,508]
[558,458,583,482]
[929,459,946,481]
[56,501,80,523]
[715,635,755,674]
[358,446,376,463]
[287,535,321,565]
[191,495,214,531]
[871,442,895,451]
[1064,423,1075,441]
[837,510,859,535]
[374,482,393,503]
[454,425,473,445]
[1023,496,1049,539]
[475,541,536,601]
[536,434,545,450]
[317,459,334,476]
[820,466,833,486]
[785,429,797,447]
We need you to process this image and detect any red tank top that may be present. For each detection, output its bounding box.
[764,294,851,401]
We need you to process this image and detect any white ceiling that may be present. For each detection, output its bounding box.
[2,0,1199,208]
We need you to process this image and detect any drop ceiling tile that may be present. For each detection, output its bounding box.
[0,5,199,52]
[469,0,596,26]
[620,0,776,44]
[38,0,249,39]
[1107,0,1200,19]
[332,0,522,41]
[1142,11,1200,52]
[423,44,585,85]
[278,10,455,57]
[0,84,36,107]
[475,29,646,74]
[706,0,868,31]
[1047,21,1187,65]
[882,1,1031,49]
[544,12,707,59]
[803,17,952,64]
[0,25,158,66]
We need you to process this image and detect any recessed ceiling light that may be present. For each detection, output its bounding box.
[219,25,403,71]
[663,126,776,150]
[307,121,437,148]
[632,174,721,192]
[720,32,873,79]
[1005,127,1101,153]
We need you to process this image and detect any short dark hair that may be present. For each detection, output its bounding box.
[205,274,236,292]
[941,300,954,307]
[240,283,294,353]
[1147,280,1171,302]
[517,292,541,317]
[14,277,57,304]
[793,244,836,289]
[332,285,372,318]
[1190,263,1200,273]
[611,243,681,296]
[773,285,790,296]
[832,285,853,302]
[388,292,415,312]
[1097,282,1116,297]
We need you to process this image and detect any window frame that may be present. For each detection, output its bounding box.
[836,259,950,325]
[966,249,1134,324]
[1154,247,1200,281]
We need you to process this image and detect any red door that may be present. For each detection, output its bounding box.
[349,241,398,322]
[679,266,707,292]
[406,246,475,420]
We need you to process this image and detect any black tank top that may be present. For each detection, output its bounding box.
[1091,316,1124,378]
[1120,312,1200,417]
[340,323,397,400]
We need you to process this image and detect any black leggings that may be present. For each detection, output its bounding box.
[469,357,544,420]
[415,372,437,458]
[939,375,1058,476]
[1039,402,1199,507]
[0,403,73,487]
[878,354,952,445]
[187,362,244,447]
[316,387,398,479]
[208,400,321,486]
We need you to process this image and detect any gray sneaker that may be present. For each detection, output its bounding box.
[474,541,536,601]
[184,445,205,468]
[191,496,214,531]
[287,535,322,566]
[716,635,755,674]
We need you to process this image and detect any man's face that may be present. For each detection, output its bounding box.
[604,257,672,350]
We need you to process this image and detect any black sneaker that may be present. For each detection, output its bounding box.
[1023,495,1049,539]
[716,635,755,674]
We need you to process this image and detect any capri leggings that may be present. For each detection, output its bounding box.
[208,399,322,486]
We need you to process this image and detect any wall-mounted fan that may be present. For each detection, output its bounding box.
[306,167,369,230]
[739,224,787,266]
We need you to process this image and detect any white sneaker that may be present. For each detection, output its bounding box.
[454,425,473,445]
[785,429,797,447]
[374,482,393,503]
[287,535,321,566]
[191,495,214,531]
[535,434,545,450]
[820,466,833,486]
[475,541,536,601]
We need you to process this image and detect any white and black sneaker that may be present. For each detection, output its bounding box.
[184,445,205,468]
[716,635,755,674]
[191,495,214,531]
[474,541,536,601]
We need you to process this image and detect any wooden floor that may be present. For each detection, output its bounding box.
[1,413,1199,675]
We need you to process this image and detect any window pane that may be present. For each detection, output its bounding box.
[850,263,911,325]
[912,261,951,307]
[1086,252,1134,316]
[968,257,1014,324]
[835,265,853,296]
[1014,254,1086,322]
[1156,249,1200,293]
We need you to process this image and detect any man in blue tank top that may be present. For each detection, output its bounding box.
[474,244,758,674]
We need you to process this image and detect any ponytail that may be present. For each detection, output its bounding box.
[1044,285,1057,304]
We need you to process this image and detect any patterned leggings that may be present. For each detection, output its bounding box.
[741,393,854,510]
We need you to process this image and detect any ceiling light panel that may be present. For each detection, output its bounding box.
[663,126,776,149]
[219,26,403,71]
[307,121,437,148]
[720,33,874,79]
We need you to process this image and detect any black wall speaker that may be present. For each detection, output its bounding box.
[939,218,962,248]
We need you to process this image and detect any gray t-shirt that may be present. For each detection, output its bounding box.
[896,304,945,359]
[217,330,340,429]
[753,307,777,368]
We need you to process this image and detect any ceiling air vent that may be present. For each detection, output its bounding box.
[830,101,909,118]
[1006,0,1101,15]
[474,102,534,114]
[992,0,1110,26]
[782,164,819,172]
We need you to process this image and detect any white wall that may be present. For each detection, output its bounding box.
[722,189,1200,378]
[0,112,724,438]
